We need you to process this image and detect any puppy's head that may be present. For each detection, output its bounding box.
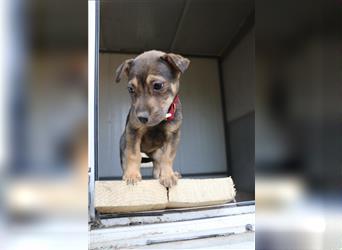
[115,50,190,126]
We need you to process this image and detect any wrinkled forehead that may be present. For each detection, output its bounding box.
[128,56,175,82]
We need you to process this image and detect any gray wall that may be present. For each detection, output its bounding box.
[221,27,255,193]
[99,53,227,178]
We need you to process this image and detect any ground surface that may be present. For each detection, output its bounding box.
[89,201,255,249]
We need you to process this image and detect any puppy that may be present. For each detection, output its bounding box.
[115,50,190,187]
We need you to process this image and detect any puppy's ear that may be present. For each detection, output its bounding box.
[115,59,134,83]
[161,53,190,74]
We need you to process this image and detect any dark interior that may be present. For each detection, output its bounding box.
[99,0,255,200]
[100,0,254,57]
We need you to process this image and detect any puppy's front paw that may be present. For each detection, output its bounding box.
[153,167,161,179]
[159,171,179,188]
[123,171,142,185]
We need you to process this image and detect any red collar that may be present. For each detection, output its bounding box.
[165,95,179,122]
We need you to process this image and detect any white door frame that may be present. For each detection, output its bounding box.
[88,0,99,221]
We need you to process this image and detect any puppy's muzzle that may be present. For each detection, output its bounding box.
[136,111,149,124]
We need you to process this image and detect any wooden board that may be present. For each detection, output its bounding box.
[168,177,236,208]
[95,177,235,213]
[95,180,168,213]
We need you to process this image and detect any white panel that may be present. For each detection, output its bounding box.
[98,53,134,177]
[176,57,226,174]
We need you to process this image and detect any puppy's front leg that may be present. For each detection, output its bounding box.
[152,130,181,188]
[121,127,143,185]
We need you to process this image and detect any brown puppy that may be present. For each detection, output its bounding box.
[115,50,190,187]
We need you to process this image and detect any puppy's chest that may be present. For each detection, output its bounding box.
[140,125,168,153]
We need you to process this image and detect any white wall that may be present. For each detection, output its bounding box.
[98,53,227,178]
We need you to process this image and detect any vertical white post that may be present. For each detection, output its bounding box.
[0,0,8,171]
[88,0,99,221]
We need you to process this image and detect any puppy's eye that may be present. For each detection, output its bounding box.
[127,86,135,93]
[153,82,164,91]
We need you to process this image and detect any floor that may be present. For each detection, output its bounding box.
[89,201,255,249]
[128,232,255,249]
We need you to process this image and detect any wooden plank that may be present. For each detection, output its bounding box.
[101,205,254,227]
[95,177,236,213]
[168,177,236,208]
[95,180,167,213]
[89,213,254,249]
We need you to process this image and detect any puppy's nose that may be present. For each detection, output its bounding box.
[137,112,149,124]
[138,116,148,124]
